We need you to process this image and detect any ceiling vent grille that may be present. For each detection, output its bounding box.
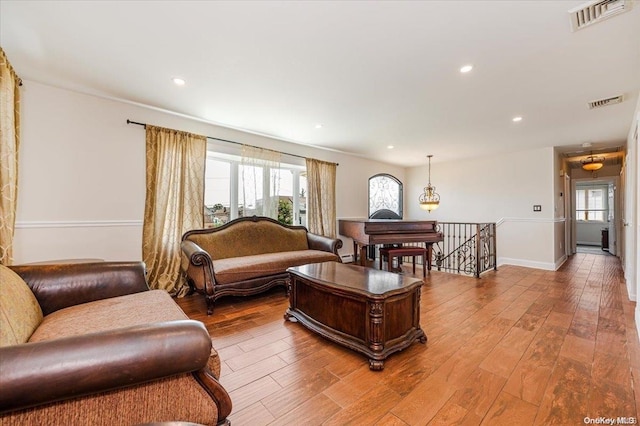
[588,95,624,109]
[569,0,632,31]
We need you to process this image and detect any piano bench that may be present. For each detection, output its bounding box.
[379,247,427,278]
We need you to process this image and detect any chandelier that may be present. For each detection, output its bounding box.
[418,155,440,212]
[581,152,605,171]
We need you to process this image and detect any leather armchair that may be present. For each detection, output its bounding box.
[0,262,231,426]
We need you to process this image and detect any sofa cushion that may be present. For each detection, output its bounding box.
[186,220,310,260]
[28,290,221,377]
[213,250,340,284]
[0,265,43,347]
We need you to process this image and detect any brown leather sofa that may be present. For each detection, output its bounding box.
[182,216,343,314]
[0,261,231,426]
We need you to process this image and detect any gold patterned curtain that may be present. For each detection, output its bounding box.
[305,158,337,238]
[0,48,21,265]
[143,125,206,295]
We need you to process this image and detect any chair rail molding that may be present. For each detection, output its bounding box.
[496,217,566,226]
[16,220,143,229]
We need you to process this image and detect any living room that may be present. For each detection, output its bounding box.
[1,1,639,425]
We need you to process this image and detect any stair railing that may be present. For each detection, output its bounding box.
[398,222,497,278]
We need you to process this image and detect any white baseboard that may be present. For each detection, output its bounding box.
[554,255,568,270]
[497,257,556,271]
[576,241,600,246]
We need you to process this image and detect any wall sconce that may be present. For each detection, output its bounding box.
[418,155,440,213]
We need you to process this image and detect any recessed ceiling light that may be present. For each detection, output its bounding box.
[387,145,394,149]
[460,64,473,73]
[512,116,523,122]
[315,124,323,129]
[172,77,186,86]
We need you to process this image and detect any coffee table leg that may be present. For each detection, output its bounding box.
[418,328,427,344]
[369,359,384,371]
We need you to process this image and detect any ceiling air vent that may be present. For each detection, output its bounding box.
[588,95,624,109]
[569,0,632,31]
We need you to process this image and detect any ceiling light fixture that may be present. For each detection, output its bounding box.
[418,155,440,213]
[512,116,523,122]
[460,64,473,73]
[315,124,323,129]
[387,145,394,149]
[581,152,605,171]
[172,77,186,86]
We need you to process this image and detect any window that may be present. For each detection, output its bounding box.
[204,151,306,228]
[204,158,231,227]
[368,174,403,218]
[576,186,607,221]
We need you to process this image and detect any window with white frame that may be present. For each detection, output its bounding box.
[575,186,607,222]
[204,151,306,228]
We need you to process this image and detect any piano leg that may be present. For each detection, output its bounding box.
[359,244,369,267]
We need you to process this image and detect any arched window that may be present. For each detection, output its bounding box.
[368,174,403,218]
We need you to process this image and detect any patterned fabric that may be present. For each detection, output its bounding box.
[0,265,43,347]
[143,125,207,296]
[0,48,21,265]
[212,249,339,284]
[186,219,309,261]
[305,158,337,238]
[0,373,219,425]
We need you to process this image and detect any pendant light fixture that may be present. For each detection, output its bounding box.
[418,155,440,213]
[581,152,605,171]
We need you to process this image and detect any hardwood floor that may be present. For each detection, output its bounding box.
[176,253,640,425]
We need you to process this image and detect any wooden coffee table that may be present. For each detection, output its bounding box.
[285,261,426,370]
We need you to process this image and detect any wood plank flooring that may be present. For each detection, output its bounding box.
[176,253,640,425]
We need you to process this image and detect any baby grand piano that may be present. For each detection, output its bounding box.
[338,219,444,269]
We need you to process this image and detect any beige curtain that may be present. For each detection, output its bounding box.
[305,158,337,238]
[240,145,281,220]
[0,48,21,265]
[143,125,206,295]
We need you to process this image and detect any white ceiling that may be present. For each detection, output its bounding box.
[2,1,639,167]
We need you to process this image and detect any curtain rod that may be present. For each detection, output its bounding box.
[126,119,338,166]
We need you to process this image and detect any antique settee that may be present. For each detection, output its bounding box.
[0,261,231,426]
[182,216,343,314]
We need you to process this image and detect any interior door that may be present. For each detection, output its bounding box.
[608,182,616,255]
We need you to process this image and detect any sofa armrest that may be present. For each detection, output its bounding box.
[9,262,149,315]
[182,240,216,294]
[0,320,211,414]
[182,240,214,267]
[307,232,343,256]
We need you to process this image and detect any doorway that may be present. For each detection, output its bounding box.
[570,177,620,257]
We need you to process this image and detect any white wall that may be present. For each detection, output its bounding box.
[406,147,558,270]
[14,81,404,263]
[576,222,605,246]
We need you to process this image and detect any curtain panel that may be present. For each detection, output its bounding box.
[0,48,21,265]
[305,158,337,238]
[143,125,206,295]
[240,145,281,220]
